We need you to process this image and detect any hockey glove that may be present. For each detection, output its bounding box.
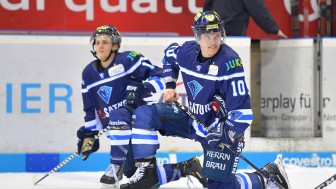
[206,122,244,150]
[206,122,225,149]
[126,81,152,109]
[77,126,100,160]
[223,123,244,144]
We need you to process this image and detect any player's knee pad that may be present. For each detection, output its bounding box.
[132,105,160,130]
[202,140,245,182]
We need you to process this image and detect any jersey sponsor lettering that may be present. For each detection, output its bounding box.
[205,161,226,170]
[206,150,231,161]
[205,150,231,171]
[101,100,126,118]
[127,51,140,61]
[231,156,240,174]
[188,101,211,115]
[163,69,172,73]
[225,58,243,71]
[231,141,244,173]
[109,120,128,126]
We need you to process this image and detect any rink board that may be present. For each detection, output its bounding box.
[0,35,250,154]
[321,38,336,149]
[260,39,317,137]
[1,152,336,172]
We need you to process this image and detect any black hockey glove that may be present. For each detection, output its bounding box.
[126,82,152,109]
[206,122,244,150]
[77,126,100,160]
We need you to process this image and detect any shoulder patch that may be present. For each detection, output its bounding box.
[108,64,125,76]
[208,64,219,75]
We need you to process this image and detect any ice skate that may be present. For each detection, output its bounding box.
[175,156,207,188]
[100,164,123,189]
[258,157,291,189]
[120,158,160,189]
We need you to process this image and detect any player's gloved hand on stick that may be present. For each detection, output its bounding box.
[223,124,244,144]
[77,126,100,160]
[126,81,151,109]
[206,122,225,149]
[206,122,244,150]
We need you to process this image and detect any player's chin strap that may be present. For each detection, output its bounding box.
[173,101,286,189]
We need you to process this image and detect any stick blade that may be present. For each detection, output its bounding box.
[32,173,47,185]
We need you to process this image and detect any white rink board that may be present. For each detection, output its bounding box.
[321,38,336,151]
[1,166,336,189]
[260,39,317,138]
[0,35,250,153]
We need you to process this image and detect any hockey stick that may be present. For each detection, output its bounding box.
[32,125,111,185]
[173,101,286,189]
[314,173,336,189]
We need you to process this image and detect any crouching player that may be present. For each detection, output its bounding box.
[76,25,207,189]
[121,11,291,189]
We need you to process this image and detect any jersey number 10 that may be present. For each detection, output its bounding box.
[231,80,246,96]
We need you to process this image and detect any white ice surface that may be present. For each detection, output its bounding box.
[1,166,336,189]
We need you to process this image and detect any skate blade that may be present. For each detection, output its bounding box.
[274,156,291,189]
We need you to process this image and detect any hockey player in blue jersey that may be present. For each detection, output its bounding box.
[76,25,207,189]
[121,11,291,189]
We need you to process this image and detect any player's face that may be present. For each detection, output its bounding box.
[199,32,221,58]
[94,34,113,60]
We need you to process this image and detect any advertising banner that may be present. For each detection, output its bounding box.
[260,39,317,137]
[0,0,319,39]
[0,35,250,153]
[321,38,336,151]
[2,151,335,172]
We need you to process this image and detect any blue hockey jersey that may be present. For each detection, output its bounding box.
[81,51,163,130]
[163,41,253,136]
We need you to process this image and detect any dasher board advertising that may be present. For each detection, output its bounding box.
[260,39,317,137]
[0,35,250,153]
[321,38,336,150]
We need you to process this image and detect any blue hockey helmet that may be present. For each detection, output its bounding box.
[90,25,121,46]
[192,10,225,38]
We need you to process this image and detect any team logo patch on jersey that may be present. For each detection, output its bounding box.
[97,86,112,104]
[187,80,203,100]
[108,64,124,77]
